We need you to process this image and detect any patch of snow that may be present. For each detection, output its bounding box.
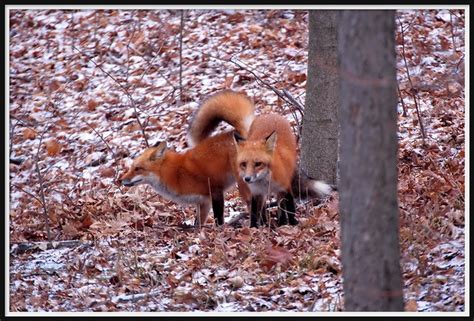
[214,301,241,312]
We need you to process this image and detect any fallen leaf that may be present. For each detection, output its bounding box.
[23,128,37,140]
[45,139,62,156]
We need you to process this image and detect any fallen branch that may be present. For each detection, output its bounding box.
[10,240,85,255]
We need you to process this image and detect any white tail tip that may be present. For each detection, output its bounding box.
[310,180,333,196]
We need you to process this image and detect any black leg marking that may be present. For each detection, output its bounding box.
[212,193,225,226]
[250,195,264,228]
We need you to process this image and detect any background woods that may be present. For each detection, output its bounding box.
[8,9,465,312]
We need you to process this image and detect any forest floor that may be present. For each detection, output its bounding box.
[8,9,466,313]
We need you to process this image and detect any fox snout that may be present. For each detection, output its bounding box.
[243,175,260,183]
[119,172,142,187]
[244,176,253,183]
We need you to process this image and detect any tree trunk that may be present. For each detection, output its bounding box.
[338,10,404,311]
[301,10,339,185]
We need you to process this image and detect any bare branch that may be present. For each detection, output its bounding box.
[34,126,53,243]
[82,120,124,194]
[449,11,457,53]
[396,82,407,117]
[179,10,186,103]
[72,45,150,147]
[397,16,426,143]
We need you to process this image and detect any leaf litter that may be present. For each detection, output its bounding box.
[8,9,465,312]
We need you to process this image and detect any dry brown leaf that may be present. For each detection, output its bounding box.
[45,139,62,156]
[62,222,79,238]
[87,99,99,111]
[223,75,235,89]
[81,213,94,229]
[99,166,116,178]
[228,275,245,289]
[23,128,37,140]
[405,299,418,311]
[260,245,293,270]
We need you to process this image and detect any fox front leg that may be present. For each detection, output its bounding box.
[250,195,266,228]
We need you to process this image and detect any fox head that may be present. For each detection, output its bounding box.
[119,141,167,187]
[233,131,277,184]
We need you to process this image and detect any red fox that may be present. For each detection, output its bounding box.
[119,90,254,226]
[234,114,332,227]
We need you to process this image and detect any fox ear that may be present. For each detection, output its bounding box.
[265,131,277,154]
[233,131,246,146]
[149,141,167,161]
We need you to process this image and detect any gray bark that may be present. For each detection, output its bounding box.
[301,10,339,185]
[338,10,404,311]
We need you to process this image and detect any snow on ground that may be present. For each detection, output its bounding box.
[8,8,465,313]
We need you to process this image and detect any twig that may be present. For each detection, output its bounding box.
[179,10,185,103]
[448,9,464,23]
[449,11,457,53]
[34,126,53,243]
[12,183,43,204]
[396,82,407,117]
[397,17,414,89]
[282,89,304,138]
[455,53,465,73]
[198,50,304,120]
[83,120,124,193]
[72,45,149,147]
[125,11,138,84]
[412,96,426,142]
[397,16,426,143]
[229,58,304,119]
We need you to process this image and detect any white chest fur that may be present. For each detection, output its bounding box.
[144,174,207,205]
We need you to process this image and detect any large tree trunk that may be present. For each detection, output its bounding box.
[338,10,404,311]
[301,10,339,185]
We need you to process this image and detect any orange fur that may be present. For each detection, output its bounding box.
[188,90,254,146]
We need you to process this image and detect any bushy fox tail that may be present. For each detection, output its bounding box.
[291,169,335,201]
[188,90,255,146]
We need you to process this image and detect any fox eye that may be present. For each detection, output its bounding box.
[240,162,247,169]
[255,162,263,167]
[135,166,144,172]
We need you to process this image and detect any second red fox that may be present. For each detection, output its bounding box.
[234,113,333,227]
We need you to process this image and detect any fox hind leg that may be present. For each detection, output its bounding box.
[277,192,298,226]
[195,202,211,227]
[211,192,225,226]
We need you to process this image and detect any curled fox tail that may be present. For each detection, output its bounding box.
[291,169,334,201]
[188,90,255,147]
